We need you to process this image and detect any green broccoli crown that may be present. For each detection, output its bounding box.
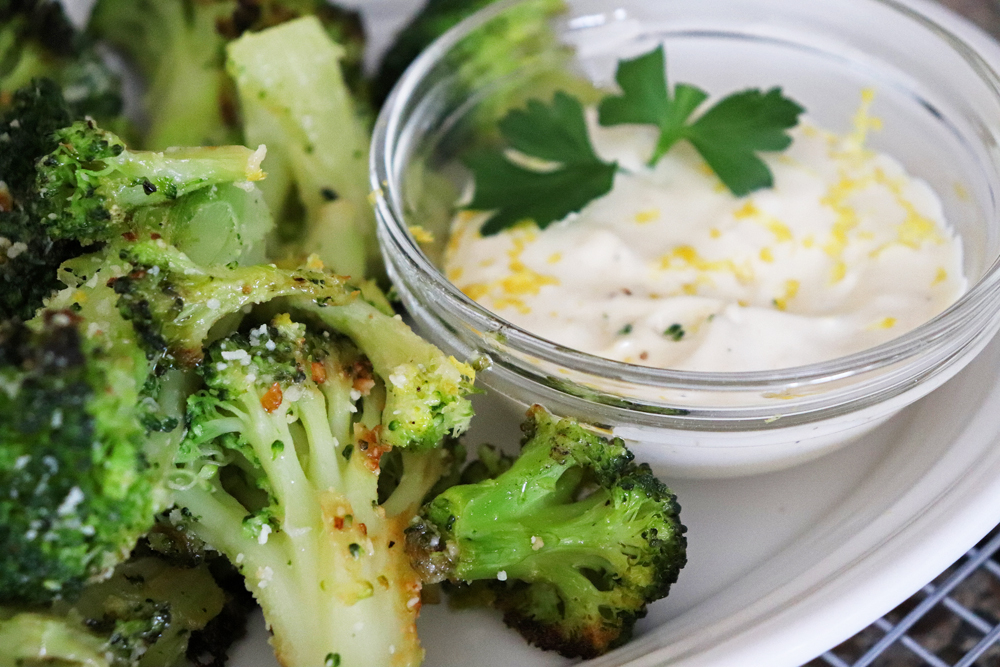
[405,405,687,659]
[33,119,266,245]
[34,119,129,242]
[0,310,157,604]
[292,295,476,451]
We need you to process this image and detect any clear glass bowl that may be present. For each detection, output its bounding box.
[372,0,1000,477]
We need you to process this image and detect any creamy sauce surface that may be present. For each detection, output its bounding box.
[444,98,967,372]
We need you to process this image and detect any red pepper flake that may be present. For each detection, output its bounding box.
[357,522,367,537]
[333,516,344,530]
[311,361,327,384]
[150,233,161,240]
[261,382,283,412]
[350,359,375,395]
[353,376,375,396]
[353,424,389,472]
[122,231,138,242]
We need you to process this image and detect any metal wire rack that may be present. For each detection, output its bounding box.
[804,528,1000,667]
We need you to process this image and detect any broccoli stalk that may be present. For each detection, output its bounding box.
[406,406,687,659]
[226,16,377,278]
[173,314,470,667]
[87,0,368,151]
[0,612,111,667]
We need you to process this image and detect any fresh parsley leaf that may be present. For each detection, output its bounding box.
[597,46,708,160]
[464,92,617,236]
[598,45,804,196]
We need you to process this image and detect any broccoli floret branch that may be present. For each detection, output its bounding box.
[113,241,476,449]
[405,406,686,658]
[35,119,266,245]
[173,316,452,666]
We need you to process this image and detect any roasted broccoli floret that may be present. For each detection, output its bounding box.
[0,303,160,604]
[0,0,124,121]
[112,241,353,366]
[0,531,246,667]
[87,0,367,150]
[405,406,687,659]
[226,16,376,278]
[0,93,272,321]
[113,241,475,451]
[34,118,269,253]
[172,310,474,666]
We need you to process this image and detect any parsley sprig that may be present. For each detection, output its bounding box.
[599,46,804,195]
[465,93,618,236]
[465,45,805,236]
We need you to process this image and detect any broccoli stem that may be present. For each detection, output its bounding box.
[100,144,266,208]
[381,450,448,519]
[226,16,376,278]
[88,0,238,150]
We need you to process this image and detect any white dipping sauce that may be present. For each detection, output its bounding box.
[444,96,966,372]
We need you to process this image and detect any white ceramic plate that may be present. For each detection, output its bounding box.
[60,0,1000,664]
